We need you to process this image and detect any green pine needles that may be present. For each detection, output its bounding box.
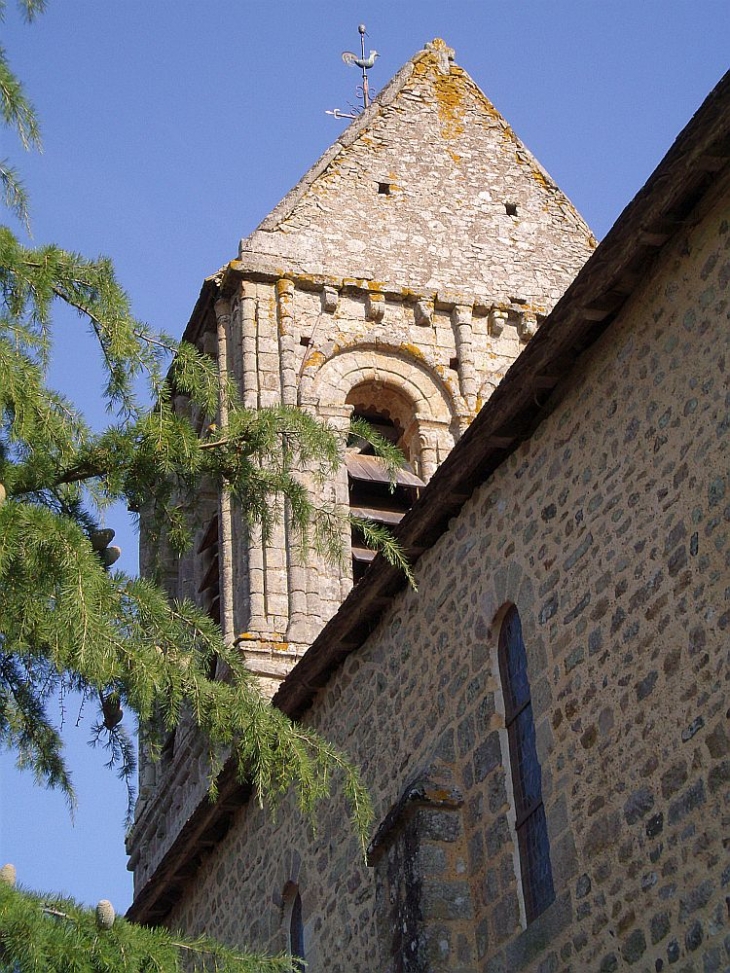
[0,880,294,973]
[0,0,402,859]
[0,156,376,841]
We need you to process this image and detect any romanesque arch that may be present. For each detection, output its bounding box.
[302,344,457,423]
[301,345,459,481]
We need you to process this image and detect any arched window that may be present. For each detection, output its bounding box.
[498,605,554,923]
[283,883,305,971]
[346,392,424,582]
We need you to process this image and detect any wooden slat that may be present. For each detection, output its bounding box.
[346,452,425,487]
[197,557,220,593]
[196,516,219,553]
[350,505,404,525]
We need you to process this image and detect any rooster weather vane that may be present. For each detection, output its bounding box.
[326,24,379,121]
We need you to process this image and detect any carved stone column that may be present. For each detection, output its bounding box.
[452,303,478,414]
[416,419,455,481]
[239,281,258,410]
[214,297,235,646]
[276,278,298,408]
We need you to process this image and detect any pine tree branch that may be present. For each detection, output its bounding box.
[0,157,30,227]
[10,457,119,494]
[0,44,41,151]
[131,328,178,353]
[48,280,123,379]
[0,883,293,973]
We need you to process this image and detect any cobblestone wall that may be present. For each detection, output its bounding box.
[161,172,729,970]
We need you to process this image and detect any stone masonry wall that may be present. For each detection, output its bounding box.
[161,176,730,970]
[225,41,599,667]
[243,42,595,305]
[227,275,532,649]
[136,41,596,703]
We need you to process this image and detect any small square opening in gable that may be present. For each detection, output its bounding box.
[378,182,392,196]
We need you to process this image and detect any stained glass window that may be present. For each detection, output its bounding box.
[498,605,555,922]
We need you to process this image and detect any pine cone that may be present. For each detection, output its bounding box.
[101,545,122,567]
[0,863,16,886]
[95,899,115,929]
[101,694,124,729]
[90,528,115,550]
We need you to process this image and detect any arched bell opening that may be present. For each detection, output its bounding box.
[345,383,425,583]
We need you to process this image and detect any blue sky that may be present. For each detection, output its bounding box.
[0,0,728,917]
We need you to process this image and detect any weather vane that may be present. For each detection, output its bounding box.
[326,24,379,121]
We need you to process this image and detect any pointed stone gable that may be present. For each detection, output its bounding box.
[135,39,600,705]
[241,39,596,308]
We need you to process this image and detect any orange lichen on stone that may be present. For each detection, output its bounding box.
[411,56,467,140]
[236,632,287,647]
[400,342,426,360]
[432,70,466,140]
[529,167,552,191]
[303,350,326,369]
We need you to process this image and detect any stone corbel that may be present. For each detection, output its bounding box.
[414,300,433,327]
[489,308,508,337]
[517,312,538,342]
[366,292,386,322]
[322,286,339,313]
[451,304,471,328]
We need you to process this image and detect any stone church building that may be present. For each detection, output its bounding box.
[127,41,730,973]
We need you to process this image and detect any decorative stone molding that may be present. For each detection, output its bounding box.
[413,300,433,327]
[365,292,386,322]
[305,348,455,424]
[367,769,463,862]
[517,312,538,341]
[438,289,471,310]
[322,286,339,313]
[450,303,472,328]
[489,308,508,337]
